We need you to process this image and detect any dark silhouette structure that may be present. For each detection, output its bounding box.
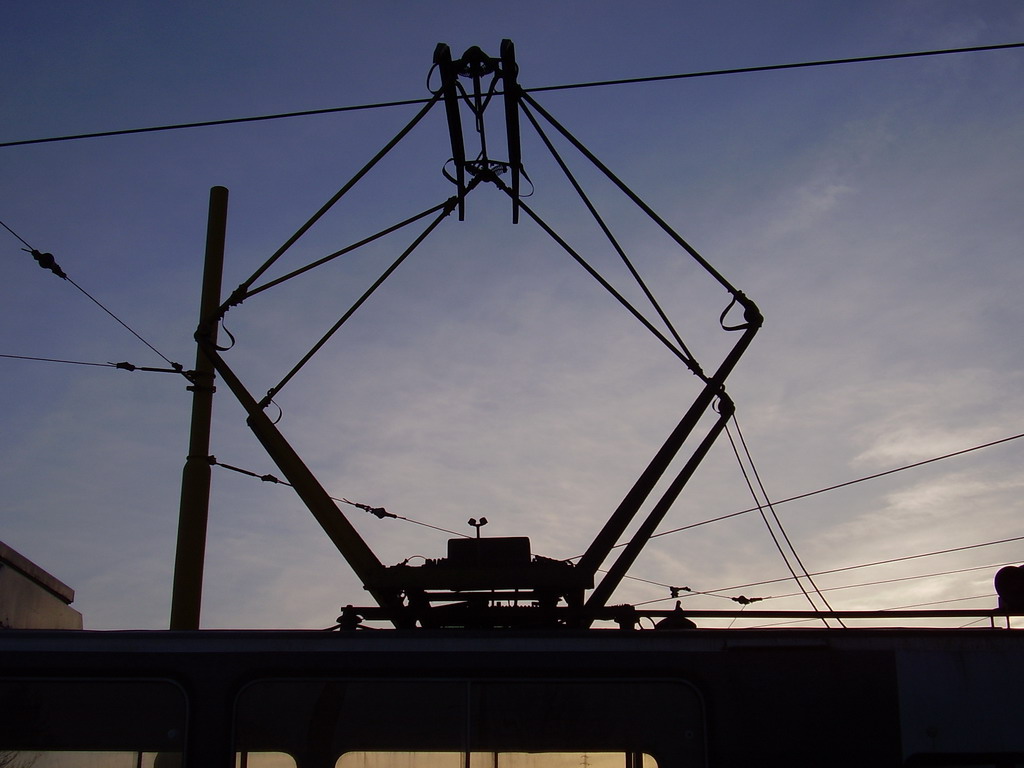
[176,41,762,630]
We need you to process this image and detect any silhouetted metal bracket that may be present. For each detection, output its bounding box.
[434,43,467,220]
[434,39,523,222]
[501,39,523,223]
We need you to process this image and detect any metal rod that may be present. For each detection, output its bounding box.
[519,91,743,298]
[170,186,228,630]
[501,39,522,224]
[435,43,467,221]
[519,100,696,364]
[584,396,736,620]
[197,337,412,627]
[262,201,457,405]
[506,193,700,373]
[224,91,443,311]
[576,321,759,584]
[244,200,452,299]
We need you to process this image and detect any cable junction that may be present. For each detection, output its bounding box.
[2,218,187,376]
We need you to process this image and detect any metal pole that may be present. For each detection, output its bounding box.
[583,396,735,621]
[170,186,228,629]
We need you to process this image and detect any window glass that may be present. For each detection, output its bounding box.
[0,680,185,754]
[235,753,297,767]
[0,752,180,767]
[236,678,700,765]
[337,753,657,768]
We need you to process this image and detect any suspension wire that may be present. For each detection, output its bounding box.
[0,97,438,149]
[631,558,1021,609]
[636,430,1024,544]
[697,533,1024,597]
[726,604,747,629]
[619,573,752,603]
[222,90,443,313]
[764,559,1022,602]
[724,418,830,626]
[259,190,463,407]
[61,274,183,370]
[525,42,1024,95]
[497,187,705,376]
[518,91,745,301]
[1,218,33,249]
[1,353,114,369]
[730,414,845,626]
[209,456,470,538]
[3,220,185,372]
[3,43,1020,149]
[884,593,995,611]
[0,353,187,375]
[518,98,700,371]
[242,200,453,300]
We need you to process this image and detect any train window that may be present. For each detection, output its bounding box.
[336,752,658,768]
[236,753,298,767]
[0,679,185,757]
[0,749,294,767]
[0,752,179,767]
[906,760,1024,767]
[235,678,702,767]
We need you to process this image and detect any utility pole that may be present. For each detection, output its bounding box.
[170,186,228,629]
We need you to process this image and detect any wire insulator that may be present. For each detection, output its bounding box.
[732,595,764,605]
[29,249,67,279]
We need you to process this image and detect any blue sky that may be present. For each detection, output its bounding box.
[2,2,1023,629]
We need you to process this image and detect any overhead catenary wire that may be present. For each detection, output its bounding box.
[631,558,1021,609]
[0,353,188,375]
[724,417,836,626]
[61,274,183,371]
[2,42,1021,149]
[635,538,1024,614]
[1,353,120,369]
[762,559,1022,602]
[1,219,34,249]
[208,456,471,539]
[2,218,185,373]
[729,415,845,625]
[696,533,1024,598]
[745,593,999,630]
[621,573,751,604]
[595,433,1023,610]
[588,430,1024,549]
